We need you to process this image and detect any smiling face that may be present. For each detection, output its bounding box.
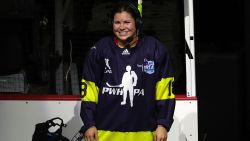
[113,11,137,43]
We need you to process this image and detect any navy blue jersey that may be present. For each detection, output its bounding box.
[80,35,175,141]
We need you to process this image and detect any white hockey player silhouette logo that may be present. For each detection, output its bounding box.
[106,65,138,107]
[105,58,111,70]
[104,58,112,73]
[121,65,137,107]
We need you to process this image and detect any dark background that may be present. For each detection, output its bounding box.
[194,0,249,140]
[0,0,249,140]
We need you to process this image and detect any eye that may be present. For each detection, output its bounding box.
[113,21,120,25]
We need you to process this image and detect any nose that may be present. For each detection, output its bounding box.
[119,23,125,30]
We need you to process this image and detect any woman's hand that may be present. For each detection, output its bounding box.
[84,126,99,141]
[154,125,168,141]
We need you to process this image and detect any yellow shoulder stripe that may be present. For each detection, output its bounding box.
[155,77,175,100]
[81,79,99,103]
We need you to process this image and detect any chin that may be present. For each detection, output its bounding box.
[118,36,128,41]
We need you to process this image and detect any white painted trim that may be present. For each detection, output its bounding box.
[184,0,196,97]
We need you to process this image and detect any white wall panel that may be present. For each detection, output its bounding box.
[0,99,197,141]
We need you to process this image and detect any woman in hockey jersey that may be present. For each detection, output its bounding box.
[80,1,175,141]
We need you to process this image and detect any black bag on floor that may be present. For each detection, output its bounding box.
[32,117,70,141]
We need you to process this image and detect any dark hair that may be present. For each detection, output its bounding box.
[110,1,143,30]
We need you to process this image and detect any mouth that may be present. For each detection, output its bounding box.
[118,31,128,36]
